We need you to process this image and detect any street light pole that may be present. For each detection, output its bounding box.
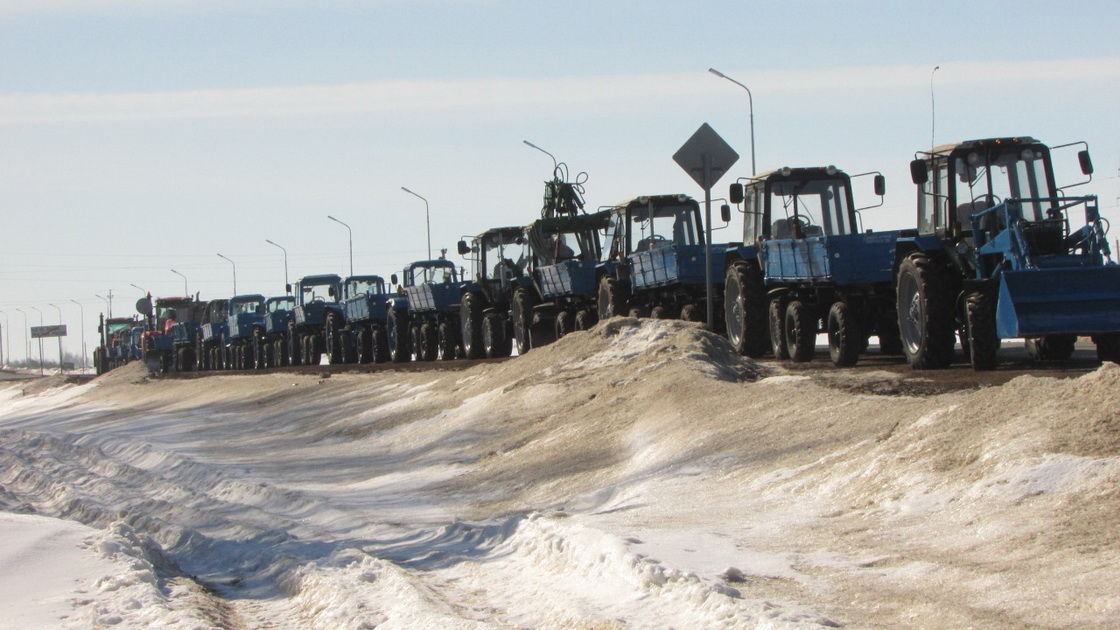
[30,306,43,375]
[170,269,189,296]
[130,283,148,296]
[95,293,112,318]
[326,215,354,277]
[930,65,941,151]
[48,303,64,374]
[264,239,289,292]
[401,187,431,260]
[69,299,86,372]
[708,67,756,176]
[15,308,28,361]
[216,253,237,295]
[0,310,6,367]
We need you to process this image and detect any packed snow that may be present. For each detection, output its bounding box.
[1,319,1117,628]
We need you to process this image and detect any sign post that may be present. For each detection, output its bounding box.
[31,325,67,374]
[673,123,739,329]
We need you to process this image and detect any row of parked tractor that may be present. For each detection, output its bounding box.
[93,135,1120,376]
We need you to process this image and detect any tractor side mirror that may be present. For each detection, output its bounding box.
[97,324,103,333]
[729,183,744,204]
[720,204,731,223]
[136,297,153,317]
[457,240,470,256]
[328,287,335,298]
[390,273,398,285]
[909,159,928,185]
[1078,149,1094,175]
[874,174,886,196]
[285,283,292,294]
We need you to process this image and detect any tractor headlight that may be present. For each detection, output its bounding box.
[825,165,837,175]
[780,167,792,176]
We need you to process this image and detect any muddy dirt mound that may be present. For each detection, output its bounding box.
[92,361,154,387]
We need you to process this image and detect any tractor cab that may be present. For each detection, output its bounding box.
[153,297,196,331]
[732,166,879,244]
[459,227,527,304]
[401,260,459,288]
[227,294,265,338]
[343,275,387,300]
[604,194,703,260]
[297,275,343,306]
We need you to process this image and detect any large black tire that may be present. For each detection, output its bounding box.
[965,290,998,370]
[827,301,861,367]
[1025,335,1077,361]
[287,323,302,366]
[597,275,627,320]
[769,297,789,359]
[324,313,345,365]
[437,321,458,361]
[785,299,816,363]
[418,323,438,361]
[483,313,512,358]
[387,308,411,362]
[305,334,322,366]
[175,347,187,372]
[252,329,266,369]
[512,289,535,355]
[460,292,485,359]
[373,325,390,363]
[355,326,372,364]
[723,262,769,357]
[896,252,956,369]
[555,310,573,339]
[680,303,702,323]
[574,309,596,331]
[1095,334,1120,363]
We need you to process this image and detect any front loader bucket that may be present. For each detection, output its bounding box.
[996,266,1120,338]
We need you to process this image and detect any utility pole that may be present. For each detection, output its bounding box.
[30,306,43,375]
[48,303,64,374]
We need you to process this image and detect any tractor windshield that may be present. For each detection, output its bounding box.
[767,178,852,238]
[952,147,1054,223]
[268,297,294,313]
[348,278,385,296]
[409,264,458,285]
[156,300,192,325]
[106,320,132,335]
[231,299,262,315]
[477,231,526,282]
[631,203,700,251]
[301,280,338,303]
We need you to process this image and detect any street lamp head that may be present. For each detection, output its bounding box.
[708,67,727,79]
[523,140,558,169]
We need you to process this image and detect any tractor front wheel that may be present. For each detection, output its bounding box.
[785,299,816,363]
[827,301,861,367]
[597,275,626,320]
[965,289,999,370]
[724,262,768,357]
[387,309,411,362]
[574,309,595,331]
[769,297,789,359]
[460,292,485,359]
[483,313,512,358]
[437,321,458,361]
[512,289,535,355]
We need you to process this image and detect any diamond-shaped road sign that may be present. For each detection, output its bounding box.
[673,123,739,191]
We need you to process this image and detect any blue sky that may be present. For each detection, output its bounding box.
[2,0,1119,360]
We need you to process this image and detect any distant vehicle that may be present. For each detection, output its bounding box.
[389,259,464,362]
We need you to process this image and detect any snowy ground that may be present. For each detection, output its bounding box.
[1,319,1117,629]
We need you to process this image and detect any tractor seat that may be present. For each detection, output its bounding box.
[771,219,792,239]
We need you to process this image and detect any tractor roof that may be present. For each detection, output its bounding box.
[743,166,850,184]
[529,208,613,234]
[474,226,525,243]
[407,259,456,270]
[924,136,1042,158]
[298,274,342,285]
[345,274,384,283]
[155,296,194,305]
[266,295,295,304]
[230,293,266,304]
[610,194,698,213]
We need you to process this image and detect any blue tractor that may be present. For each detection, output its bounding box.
[597,194,730,323]
[197,298,230,371]
[388,259,464,362]
[137,295,197,373]
[255,295,295,368]
[288,274,346,366]
[456,228,527,359]
[223,294,266,370]
[169,298,208,371]
[900,136,1120,369]
[334,275,393,364]
[725,166,899,366]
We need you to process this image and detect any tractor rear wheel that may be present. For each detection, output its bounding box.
[373,325,390,363]
[896,252,955,369]
[597,275,626,320]
[1095,334,1120,363]
[785,300,816,362]
[724,262,768,357]
[437,321,458,360]
[460,292,485,359]
[387,309,411,362]
[827,301,861,367]
[1025,335,1077,361]
[769,297,789,359]
[483,313,512,358]
[512,289,535,355]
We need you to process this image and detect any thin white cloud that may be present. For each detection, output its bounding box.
[1,58,1116,125]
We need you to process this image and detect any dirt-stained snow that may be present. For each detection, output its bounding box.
[1,318,1117,628]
